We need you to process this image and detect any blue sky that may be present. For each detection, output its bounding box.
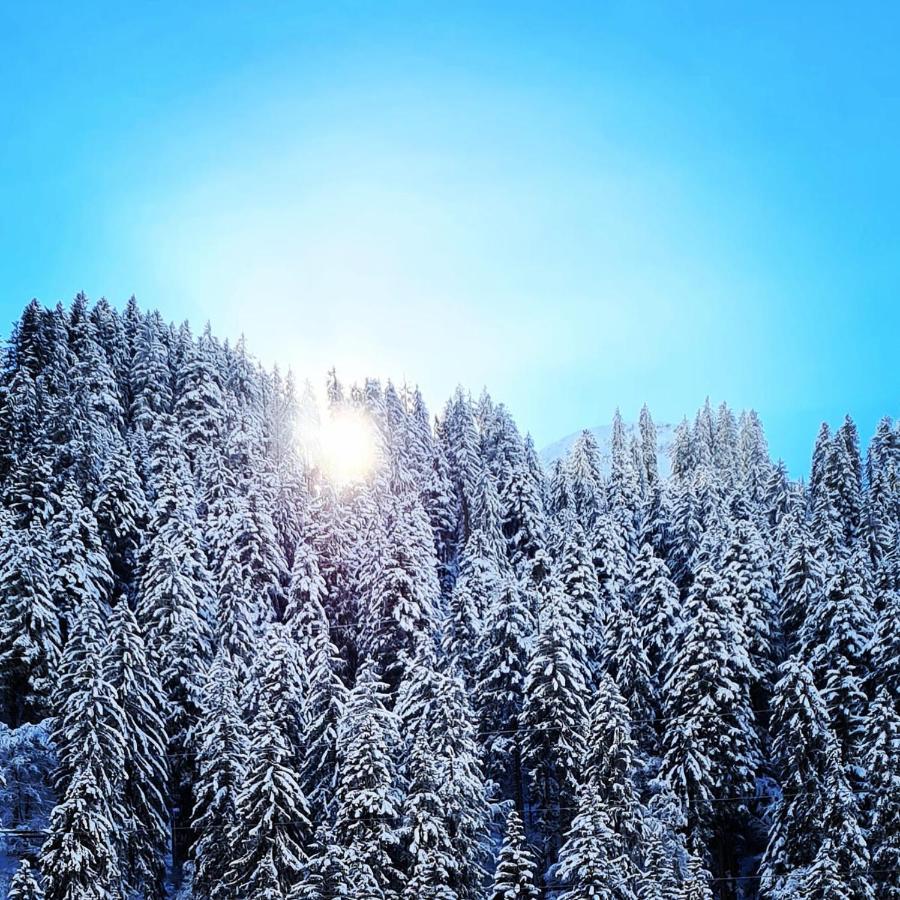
[1,1,898,473]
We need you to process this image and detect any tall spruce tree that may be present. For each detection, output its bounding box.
[863,690,900,900]
[102,603,169,899]
[334,665,404,897]
[490,809,539,900]
[227,693,312,897]
[0,519,61,724]
[191,651,248,900]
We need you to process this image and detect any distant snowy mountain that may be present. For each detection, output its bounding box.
[540,421,676,477]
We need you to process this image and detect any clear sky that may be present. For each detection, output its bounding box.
[2,1,898,474]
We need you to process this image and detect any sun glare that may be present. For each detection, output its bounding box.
[316,410,378,486]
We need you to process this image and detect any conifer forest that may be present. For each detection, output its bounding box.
[1,295,899,900]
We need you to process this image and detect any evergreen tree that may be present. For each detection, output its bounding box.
[192,651,248,900]
[227,694,312,897]
[611,605,658,753]
[872,586,900,703]
[631,542,681,677]
[863,690,900,900]
[334,665,404,897]
[292,830,383,899]
[7,859,44,900]
[174,325,225,456]
[500,455,550,588]
[102,603,169,899]
[557,519,599,661]
[565,430,605,528]
[640,785,692,900]
[680,855,714,900]
[40,768,122,900]
[720,517,777,690]
[522,576,590,855]
[761,658,872,898]
[580,674,643,850]
[0,519,61,724]
[292,591,347,823]
[554,783,639,900]
[661,564,759,866]
[442,535,495,684]
[363,491,440,693]
[47,484,114,631]
[129,313,173,432]
[779,522,826,653]
[639,404,659,489]
[52,599,126,805]
[490,809,539,900]
[92,442,146,596]
[801,553,875,760]
[475,575,533,806]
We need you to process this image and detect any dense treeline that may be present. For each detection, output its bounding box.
[0,295,898,899]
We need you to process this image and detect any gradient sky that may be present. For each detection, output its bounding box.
[2,1,899,474]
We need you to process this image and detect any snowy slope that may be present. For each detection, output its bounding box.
[539,421,676,477]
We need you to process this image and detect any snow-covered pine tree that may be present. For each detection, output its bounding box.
[227,692,312,897]
[290,587,348,823]
[362,489,440,694]
[7,859,44,900]
[631,542,681,678]
[557,518,599,664]
[442,534,495,685]
[680,855,714,900]
[871,585,900,703]
[761,657,837,895]
[101,602,169,899]
[291,828,384,900]
[191,650,248,900]
[0,518,61,724]
[334,664,404,897]
[422,442,461,597]
[863,689,900,900]
[47,483,114,632]
[490,809,539,900]
[249,622,307,764]
[554,783,639,900]
[522,575,590,857]
[610,605,658,753]
[395,652,490,900]
[51,597,125,805]
[761,657,873,899]
[660,563,759,874]
[801,551,875,761]
[720,517,777,692]
[440,389,485,542]
[500,453,551,590]
[640,784,693,900]
[738,409,772,506]
[40,768,122,900]
[580,674,643,851]
[565,430,605,529]
[174,324,226,458]
[129,311,173,433]
[400,729,457,898]
[779,520,826,653]
[283,524,328,631]
[92,441,146,597]
[639,404,659,489]
[810,743,875,900]
[475,574,533,808]
[137,470,213,867]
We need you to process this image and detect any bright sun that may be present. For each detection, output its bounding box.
[316,410,378,486]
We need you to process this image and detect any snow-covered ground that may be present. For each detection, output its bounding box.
[540,421,676,476]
